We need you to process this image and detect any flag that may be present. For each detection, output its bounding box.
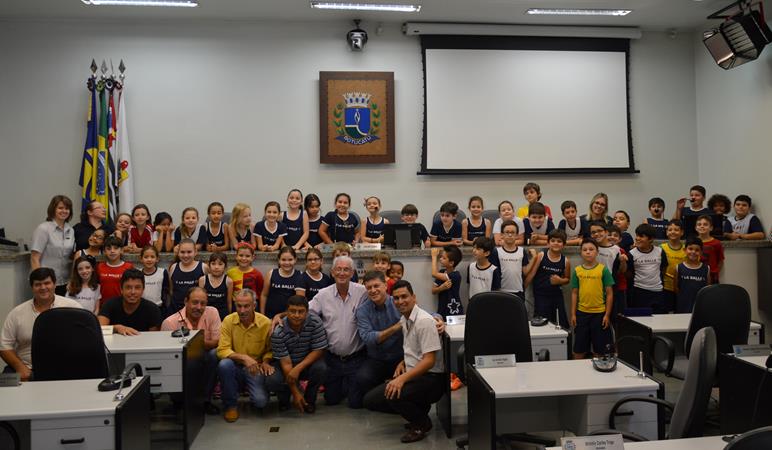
[78,79,98,212]
[106,88,118,222]
[95,85,111,222]
[115,86,134,213]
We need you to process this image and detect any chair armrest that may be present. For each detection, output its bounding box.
[652,335,675,375]
[536,348,550,361]
[588,429,649,442]
[608,396,674,430]
[456,344,466,383]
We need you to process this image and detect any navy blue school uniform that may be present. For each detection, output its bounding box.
[532,249,568,328]
[365,216,386,240]
[676,262,709,313]
[523,218,555,244]
[680,206,710,218]
[205,222,226,248]
[619,232,634,253]
[204,274,230,319]
[170,261,206,311]
[435,269,462,318]
[557,218,586,242]
[233,227,252,245]
[173,225,208,248]
[265,269,304,319]
[465,218,487,242]
[300,271,333,301]
[429,219,462,242]
[307,215,323,247]
[645,218,669,240]
[322,211,360,244]
[282,210,305,247]
[253,221,288,247]
[414,223,429,245]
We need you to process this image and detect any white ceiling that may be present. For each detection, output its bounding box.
[0,0,734,31]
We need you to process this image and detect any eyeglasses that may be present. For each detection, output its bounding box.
[334,267,353,273]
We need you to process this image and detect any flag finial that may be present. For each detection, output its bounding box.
[90,59,98,74]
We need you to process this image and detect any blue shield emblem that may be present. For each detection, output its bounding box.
[344,107,370,139]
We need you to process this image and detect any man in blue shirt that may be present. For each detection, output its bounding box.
[269,295,328,414]
[355,271,405,406]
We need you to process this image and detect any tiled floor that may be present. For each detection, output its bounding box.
[152,369,718,450]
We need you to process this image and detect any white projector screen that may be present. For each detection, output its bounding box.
[421,37,635,174]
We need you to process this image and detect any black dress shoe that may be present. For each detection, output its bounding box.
[204,401,220,415]
[400,428,428,443]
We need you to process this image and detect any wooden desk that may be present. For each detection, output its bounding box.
[547,435,729,450]
[468,360,663,450]
[104,330,205,450]
[0,376,150,450]
[718,352,772,434]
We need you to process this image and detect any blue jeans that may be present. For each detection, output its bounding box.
[355,357,402,400]
[269,359,328,405]
[217,358,282,409]
[324,350,366,408]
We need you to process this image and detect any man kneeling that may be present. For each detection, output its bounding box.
[269,295,328,413]
[363,280,444,443]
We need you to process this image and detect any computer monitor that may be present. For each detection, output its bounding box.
[383,223,421,249]
[682,214,725,239]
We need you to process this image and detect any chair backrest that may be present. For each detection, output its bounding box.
[463,291,533,366]
[32,307,109,381]
[432,209,467,224]
[668,326,717,439]
[724,426,772,449]
[685,284,751,356]
[380,210,402,224]
[481,209,499,226]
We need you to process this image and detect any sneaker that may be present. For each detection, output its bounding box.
[450,373,464,391]
[303,403,316,414]
[212,382,222,399]
[224,408,239,423]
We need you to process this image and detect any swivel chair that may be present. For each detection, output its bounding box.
[592,326,717,441]
[31,307,109,381]
[654,284,750,379]
[456,291,550,449]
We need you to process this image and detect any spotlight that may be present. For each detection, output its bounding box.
[703,1,772,70]
[347,20,368,51]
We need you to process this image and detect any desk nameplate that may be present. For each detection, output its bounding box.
[561,434,624,450]
[732,344,771,357]
[475,354,516,368]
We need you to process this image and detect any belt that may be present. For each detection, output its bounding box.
[328,348,366,361]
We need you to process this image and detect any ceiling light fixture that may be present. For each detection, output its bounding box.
[81,0,198,7]
[310,2,421,13]
[525,8,632,16]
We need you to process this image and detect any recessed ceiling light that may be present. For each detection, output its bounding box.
[526,8,631,16]
[310,2,421,12]
[81,0,198,7]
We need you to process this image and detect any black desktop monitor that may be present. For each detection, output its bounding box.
[383,223,421,249]
[682,214,725,239]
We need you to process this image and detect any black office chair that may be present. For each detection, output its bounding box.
[592,326,717,442]
[653,284,750,379]
[31,307,109,381]
[456,291,550,449]
[432,209,467,224]
[724,426,772,449]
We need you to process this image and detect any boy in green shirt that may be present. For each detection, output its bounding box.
[570,239,615,359]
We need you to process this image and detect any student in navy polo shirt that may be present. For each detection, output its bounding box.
[429,201,462,247]
[319,193,360,244]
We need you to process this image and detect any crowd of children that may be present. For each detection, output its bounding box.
[59,184,765,360]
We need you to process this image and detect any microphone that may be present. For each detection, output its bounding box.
[171,310,190,339]
[98,362,143,399]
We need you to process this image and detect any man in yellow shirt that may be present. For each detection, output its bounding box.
[217,288,280,422]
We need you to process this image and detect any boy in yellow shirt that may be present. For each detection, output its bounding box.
[570,239,615,359]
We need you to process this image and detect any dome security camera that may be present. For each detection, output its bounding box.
[347,20,368,51]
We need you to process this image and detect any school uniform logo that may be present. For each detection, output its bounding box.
[333,92,380,145]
